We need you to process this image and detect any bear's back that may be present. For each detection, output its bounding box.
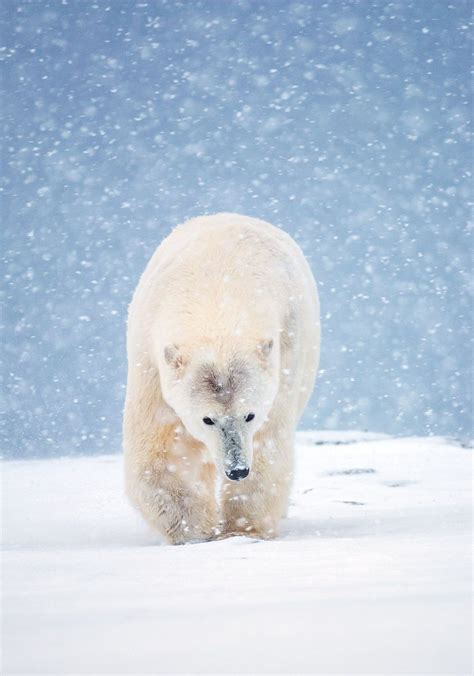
[130,213,318,363]
[152,212,310,291]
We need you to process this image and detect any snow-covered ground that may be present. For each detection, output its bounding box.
[2,432,472,675]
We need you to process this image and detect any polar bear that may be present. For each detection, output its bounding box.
[123,213,320,544]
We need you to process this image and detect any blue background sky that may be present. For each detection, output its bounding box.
[2,0,471,457]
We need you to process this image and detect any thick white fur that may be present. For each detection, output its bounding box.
[123,213,320,544]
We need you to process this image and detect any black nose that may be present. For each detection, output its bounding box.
[226,467,250,481]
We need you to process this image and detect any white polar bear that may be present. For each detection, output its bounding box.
[123,213,320,544]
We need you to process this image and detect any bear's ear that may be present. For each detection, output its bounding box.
[256,338,274,363]
[164,344,186,371]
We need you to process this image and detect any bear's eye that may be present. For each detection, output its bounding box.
[245,413,255,423]
[202,417,215,425]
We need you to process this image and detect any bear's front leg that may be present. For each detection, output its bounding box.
[129,464,220,545]
[221,441,293,540]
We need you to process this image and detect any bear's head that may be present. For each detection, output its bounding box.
[159,338,279,481]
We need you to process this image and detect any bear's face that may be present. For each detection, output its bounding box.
[160,340,278,481]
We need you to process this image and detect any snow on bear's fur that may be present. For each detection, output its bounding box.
[123,213,320,544]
